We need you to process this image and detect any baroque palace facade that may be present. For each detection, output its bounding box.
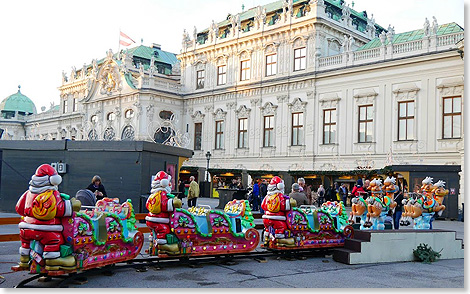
[0,0,464,210]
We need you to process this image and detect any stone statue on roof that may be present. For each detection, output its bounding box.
[149,56,155,76]
[386,27,394,43]
[288,0,294,17]
[341,2,350,18]
[282,0,288,22]
[70,66,76,82]
[348,36,355,51]
[432,16,438,35]
[182,29,190,49]
[92,59,98,76]
[193,26,197,40]
[139,62,144,78]
[379,31,386,45]
[255,6,263,29]
[423,17,430,36]
[81,63,87,79]
[342,34,349,52]
[62,71,68,84]
[236,13,241,30]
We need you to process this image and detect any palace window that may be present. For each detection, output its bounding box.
[63,99,68,114]
[291,112,304,146]
[263,115,274,147]
[196,70,205,89]
[107,112,116,121]
[194,122,202,150]
[294,47,306,71]
[215,120,224,149]
[240,60,250,81]
[217,65,227,85]
[73,98,78,112]
[266,54,277,76]
[238,118,248,148]
[398,101,415,141]
[323,109,336,144]
[125,109,134,119]
[443,96,461,139]
[358,105,373,143]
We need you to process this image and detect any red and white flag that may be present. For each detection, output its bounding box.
[119,31,136,47]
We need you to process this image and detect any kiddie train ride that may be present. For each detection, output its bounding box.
[11,164,144,276]
[348,176,450,230]
[146,173,353,257]
[12,165,353,277]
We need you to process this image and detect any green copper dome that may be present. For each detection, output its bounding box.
[0,86,37,115]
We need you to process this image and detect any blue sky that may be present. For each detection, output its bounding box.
[0,0,464,109]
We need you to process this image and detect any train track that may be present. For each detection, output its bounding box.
[15,248,333,288]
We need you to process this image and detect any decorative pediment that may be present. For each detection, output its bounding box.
[392,83,420,101]
[191,110,205,122]
[195,60,206,70]
[291,36,309,48]
[288,97,307,112]
[213,108,227,120]
[216,55,229,65]
[264,43,280,54]
[259,163,274,170]
[319,92,341,108]
[236,105,251,118]
[238,50,252,60]
[260,102,278,116]
[437,77,464,96]
[353,88,378,104]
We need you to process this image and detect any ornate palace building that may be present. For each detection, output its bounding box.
[0,0,464,214]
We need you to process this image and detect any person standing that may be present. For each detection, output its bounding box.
[341,183,348,206]
[317,185,325,206]
[259,179,268,214]
[363,179,371,199]
[87,175,107,201]
[178,180,186,198]
[252,179,260,211]
[325,184,336,202]
[298,178,312,205]
[393,187,404,229]
[351,179,366,198]
[187,176,199,207]
[289,183,309,206]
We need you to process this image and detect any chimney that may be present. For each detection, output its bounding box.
[151,43,161,50]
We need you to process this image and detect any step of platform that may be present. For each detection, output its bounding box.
[333,229,464,265]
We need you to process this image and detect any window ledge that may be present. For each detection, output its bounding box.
[393,140,418,143]
[438,138,462,141]
[354,142,376,144]
[319,143,338,146]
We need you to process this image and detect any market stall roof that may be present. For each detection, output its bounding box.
[208,168,243,174]
[288,166,393,176]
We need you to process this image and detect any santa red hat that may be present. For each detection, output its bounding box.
[267,176,284,194]
[29,164,62,193]
[151,171,172,193]
[34,164,62,186]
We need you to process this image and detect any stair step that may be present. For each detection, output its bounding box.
[344,238,366,252]
[353,230,372,241]
[332,248,357,264]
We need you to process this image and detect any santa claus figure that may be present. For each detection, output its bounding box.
[145,171,181,254]
[15,164,81,271]
[261,176,296,246]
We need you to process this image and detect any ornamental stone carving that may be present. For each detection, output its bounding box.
[213,108,227,120]
[288,97,307,112]
[191,110,205,122]
[250,98,261,107]
[260,102,278,116]
[236,105,251,118]
[99,50,122,96]
[392,83,420,101]
[353,88,378,104]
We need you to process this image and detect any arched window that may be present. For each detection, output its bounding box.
[125,109,134,119]
[107,112,116,121]
[154,127,172,144]
[103,127,115,140]
[88,129,98,140]
[90,115,98,124]
[121,125,135,141]
[159,110,173,120]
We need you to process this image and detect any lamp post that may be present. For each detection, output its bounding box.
[205,151,211,182]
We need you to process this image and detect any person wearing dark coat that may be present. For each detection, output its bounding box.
[393,187,404,230]
[86,175,107,201]
[325,185,337,202]
[259,179,268,214]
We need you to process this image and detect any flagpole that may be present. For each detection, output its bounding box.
[118,28,121,54]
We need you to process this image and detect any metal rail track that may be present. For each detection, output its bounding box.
[15,248,332,288]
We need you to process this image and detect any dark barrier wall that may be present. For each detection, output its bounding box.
[0,140,193,213]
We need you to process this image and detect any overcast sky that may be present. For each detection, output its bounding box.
[0,0,465,110]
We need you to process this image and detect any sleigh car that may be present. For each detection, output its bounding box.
[147,199,260,257]
[13,197,144,276]
[263,204,354,250]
